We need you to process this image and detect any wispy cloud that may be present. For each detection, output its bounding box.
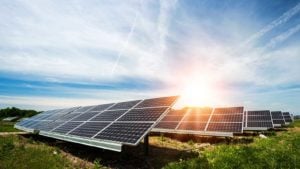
[0,0,300,113]
[243,2,300,46]
[111,1,140,75]
[266,23,300,48]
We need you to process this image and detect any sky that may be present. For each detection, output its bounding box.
[0,0,300,114]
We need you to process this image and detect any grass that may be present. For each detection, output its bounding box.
[1,120,299,169]
[164,120,300,169]
[0,135,99,169]
[0,122,20,132]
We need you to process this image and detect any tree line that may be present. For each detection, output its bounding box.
[0,107,40,118]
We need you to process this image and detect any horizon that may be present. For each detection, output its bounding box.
[0,0,300,115]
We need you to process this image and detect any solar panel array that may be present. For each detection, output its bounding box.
[243,110,273,130]
[16,93,294,152]
[282,112,293,123]
[153,107,244,136]
[15,96,179,152]
[271,111,286,127]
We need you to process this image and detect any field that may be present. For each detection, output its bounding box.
[0,120,299,169]
[0,121,20,132]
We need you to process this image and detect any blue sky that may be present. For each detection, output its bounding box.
[0,0,300,114]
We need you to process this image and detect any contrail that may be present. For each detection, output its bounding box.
[243,2,300,45]
[111,9,139,75]
[226,2,300,58]
[266,23,300,49]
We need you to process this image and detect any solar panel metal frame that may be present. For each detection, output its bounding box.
[243,110,274,131]
[16,96,179,152]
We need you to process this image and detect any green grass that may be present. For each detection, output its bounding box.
[164,120,300,169]
[1,120,299,169]
[0,135,75,169]
[0,122,20,132]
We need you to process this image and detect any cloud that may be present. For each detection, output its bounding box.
[266,23,300,48]
[243,2,300,46]
[111,2,140,75]
[0,0,300,112]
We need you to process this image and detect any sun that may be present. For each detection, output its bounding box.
[176,75,216,108]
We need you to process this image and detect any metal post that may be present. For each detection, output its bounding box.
[144,134,149,156]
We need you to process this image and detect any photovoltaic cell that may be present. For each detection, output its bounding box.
[108,100,141,110]
[88,103,114,112]
[118,107,168,121]
[206,123,242,132]
[58,113,81,121]
[73,106,94,113]
[37,121,65,131]
[247,111,270,116]
[161,115,184,121]
[210,114,243,122]
[182,115,210,122]
[248,115,271,121]
[135,96,178,108]
[166,110,186,116]
[273,119,285,125]
[90,110,128,121]
[69,122,110,138]
[71,111,101,121]
[153,109,186,130]
[52,122,83,134]
[213,107,243,114]
[177,122,207,131]
[154,122,178,129]
[94,122,153,144]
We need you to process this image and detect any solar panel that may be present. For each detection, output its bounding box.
[205,107,243,134]
[244,110,273,130]
[282,112,292,123]
[15,96,179,152]
[271,111,286,127]
[153,107,242,136]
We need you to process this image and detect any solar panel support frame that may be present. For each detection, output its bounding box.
[151,128,233,137]
[39,131,122,152]
[15,125,34,133]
